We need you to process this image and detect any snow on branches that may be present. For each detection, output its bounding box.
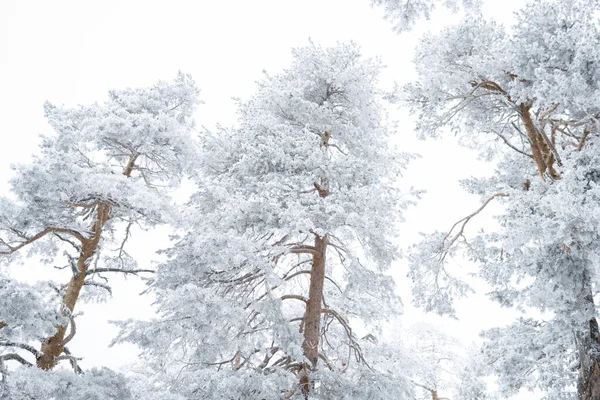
[118,42,417,399]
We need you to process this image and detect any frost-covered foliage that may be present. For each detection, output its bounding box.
[405,323,486,399]
[371,0,481,33]
[118,42,416,399]
[0,273,65,344]
[397,0,600,398]
[0,74,199,391]
[372,322,493,400]
[2,72,199,249]
[1,367,132,400]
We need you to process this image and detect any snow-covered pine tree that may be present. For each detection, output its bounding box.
[0,73,199,396]
[389,0,600,398]
[118,42,416,399]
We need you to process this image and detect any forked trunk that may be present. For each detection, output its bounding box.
[300,235,327,396]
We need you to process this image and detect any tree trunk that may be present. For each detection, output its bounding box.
[519,104,560,180]
[37,155,136,370]
[300,234,327,396]
[576,274,600,400]
[37,203,111,370]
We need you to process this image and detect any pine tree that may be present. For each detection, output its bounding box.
[118,42,416,399]
[392,0,600,398]
[0,73,199,396]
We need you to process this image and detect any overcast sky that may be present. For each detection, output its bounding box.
[0,0,533,398]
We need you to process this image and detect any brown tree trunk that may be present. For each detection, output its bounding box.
[300,234,327,396]
[577,275,600,400]
[37,204,111,370]
[37,155,136,370]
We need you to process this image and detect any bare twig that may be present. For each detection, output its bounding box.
[441,193,508,261]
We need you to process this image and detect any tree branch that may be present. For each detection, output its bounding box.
[495,131,533,159]
[0,353,33,367]
[281,295,308,303]
[0,227,86,255]
[441,193,508,261]
[288,245,319,257]
[0,341,41,359]
[578,127,592,151]
[60,309,77,346]
[63,346,83,374]
[84,280,113,295]
[85,268,155,277]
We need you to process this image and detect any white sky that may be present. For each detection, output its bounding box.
[0,0,535,398]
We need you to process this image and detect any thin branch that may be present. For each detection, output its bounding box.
[281,294,308,303]
[53,233,82,251]
[60,309,77,346]
[84,268,155,277]
[284,270,311,282]
[495,131,533,159]
[0,341,41,359]
[0,353,33,367]
[441,193,508,261]
[63,346,83,374]
[117,220,134,260]
[55,354,82,373]
[318,353,335,371]
[0,227,86,255]
[578,127,592,151]
[84,280,113,295]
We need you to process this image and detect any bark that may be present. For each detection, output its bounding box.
[37,204,110,370]
[36,154,137,370]
[576,274,600,400]
[519,104,561,180]
[300,234,327,396]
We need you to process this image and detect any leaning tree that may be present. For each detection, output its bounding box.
[0,73,199,397]
[389,0,600,398]
[118,42,416,399]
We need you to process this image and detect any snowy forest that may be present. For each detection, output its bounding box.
[2,0,600,399]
